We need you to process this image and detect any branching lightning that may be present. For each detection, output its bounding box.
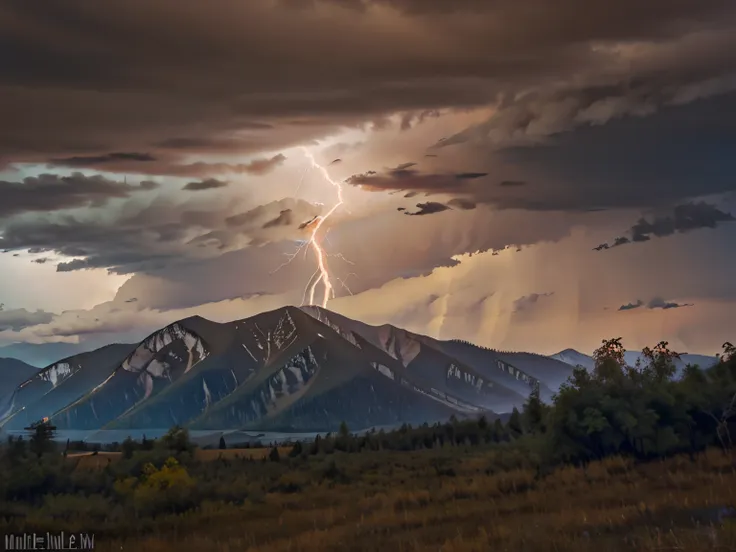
[272,147,352,308]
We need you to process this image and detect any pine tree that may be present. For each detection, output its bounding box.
[218,436,227,450]
[268,446,280,462]
[507,407,523,437]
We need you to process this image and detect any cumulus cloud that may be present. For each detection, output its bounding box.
[0,307,55,331]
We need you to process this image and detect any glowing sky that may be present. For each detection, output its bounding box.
[1,0,736,363]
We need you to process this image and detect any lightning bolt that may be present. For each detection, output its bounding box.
[270,147,352,307]
[301,147,346,308]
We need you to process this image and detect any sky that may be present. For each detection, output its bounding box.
[1,0,736,362]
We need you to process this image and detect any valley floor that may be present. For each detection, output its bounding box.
[55,447,736,551]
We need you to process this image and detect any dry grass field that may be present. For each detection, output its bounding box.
[68,446,293,470]
[83,447,736,552]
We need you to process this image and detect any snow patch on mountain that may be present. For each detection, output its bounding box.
[378,326,420,367]
[203,379,212,408]
[447,363,485,391]
[248,346,319,420]
[122,323,208,374]
[370,362,395,380]
[118,323,210,401]
[38,362,76,388]
[250,311,299,363]
[494,358,539,391]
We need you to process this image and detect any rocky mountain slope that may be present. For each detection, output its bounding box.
[0,306,583,433]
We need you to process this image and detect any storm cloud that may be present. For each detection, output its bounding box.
[597,202,735,249]
[0,197,323,275]
[0,173,147,218]
[1,1,734,180]
[618,298,694,311]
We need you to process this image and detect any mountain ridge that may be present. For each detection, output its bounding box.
[11,307,717,434]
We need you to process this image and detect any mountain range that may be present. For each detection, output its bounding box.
[0,307,720,433]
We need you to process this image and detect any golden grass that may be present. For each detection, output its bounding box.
[69,446,293,470]
[88,448,736,552]
[194,447,292,462]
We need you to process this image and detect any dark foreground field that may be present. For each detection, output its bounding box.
[7,444,736,552]
[3,339,734,551]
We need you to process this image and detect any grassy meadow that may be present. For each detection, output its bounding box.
[62,445,736,551]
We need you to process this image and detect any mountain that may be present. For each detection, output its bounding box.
[0,358,40,400]
[299,307,574,406]
[550,348,720,376]
[549,349,595,371]
[42,307,512,433]
[0,344,137,430]
[0,306,583,434]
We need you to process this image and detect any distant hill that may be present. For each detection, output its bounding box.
[0,358,40,401]
[550,348,720,376]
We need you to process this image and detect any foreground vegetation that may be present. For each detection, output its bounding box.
[0,339,734,551]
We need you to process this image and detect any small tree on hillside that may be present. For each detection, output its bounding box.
[218,436,227,450]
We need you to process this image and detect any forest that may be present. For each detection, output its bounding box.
[0,338,734,551]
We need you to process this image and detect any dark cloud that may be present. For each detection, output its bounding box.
[597,202,735,250]
[1,0,733,182]
[182,178,229,191]
[647,297,694,310]
[512,292,554,313]
[139,180,160,190]
[455,172,489,180]
[47,150,288,178]
[618,298,694,311]
[447,198,477,210]
[31,258,50,264]
[400,110,441,131]
[404,202,450,216]
[0,197,322,275]
[346,167,490,197]
[0,173,144,218]
[298,215,319,230]
[0,308,55,331]
[263,209,294,228]
[49,152,156,166]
